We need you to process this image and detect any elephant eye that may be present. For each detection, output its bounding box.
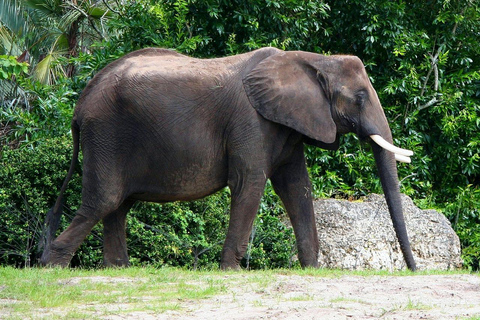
[355,92,366,106]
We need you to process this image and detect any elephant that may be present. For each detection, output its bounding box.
[40,47,416,270]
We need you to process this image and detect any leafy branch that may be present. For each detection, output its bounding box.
[417,5,468,111]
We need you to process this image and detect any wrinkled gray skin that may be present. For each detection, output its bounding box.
[40,47,416,270]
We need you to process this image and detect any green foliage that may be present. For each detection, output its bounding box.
[0,137,82,266]
[108,0,210,55]
[306,135,382,199]
[126,192,230,269]
[106,0,330,57]
[241,184,298,269]
[244,213,298,270]
[444,185,480,270]
[1,78,76,147]
[0,55,28,79]
[184,0,330,55]
[0,55,29,115]
[0,0,112,84]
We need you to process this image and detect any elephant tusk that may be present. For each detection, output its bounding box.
[395,154,411,163]
[370,135,414,157]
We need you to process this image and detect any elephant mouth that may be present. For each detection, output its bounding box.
[370,135,413,163]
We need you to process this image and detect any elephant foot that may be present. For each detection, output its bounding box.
[219,261,241,270]
[299,259,319,269]
[296,244,319,268]
[103,247,130,268]
[297,253,319,268]
[40,246,72,268]
[103,257,131,268]
[220,247,243,270]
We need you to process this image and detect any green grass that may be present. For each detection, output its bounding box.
[402,297,433,311]
[0,267,231,319]
[329,296,370,305]
[378,297,434,317]
[0,267,477,319]
[290,267,474,278]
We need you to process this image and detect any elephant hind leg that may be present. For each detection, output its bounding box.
[41,199,126,267]
[102,199,136,267]
[41,205,102,267]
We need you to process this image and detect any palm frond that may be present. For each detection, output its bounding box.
[87,6,112,19]
[58,6,81,33]
[0,0,27,36]
[0,27,22,55]
[33,34,67,84]
[23,0,63,16]
[33,53,57,84]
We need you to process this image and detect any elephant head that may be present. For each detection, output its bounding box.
[243,51,416,270]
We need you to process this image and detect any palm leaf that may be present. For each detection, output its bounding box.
[58,7,81,33]
[88,6,112,19]
[33,33,67,84]
[33,52,61,84]
[33,53,52,84]
[23,0,63,16]
[0,0,27,36]
[0,27,22,55]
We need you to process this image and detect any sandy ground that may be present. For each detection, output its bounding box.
[4,273,479,319]
[108,274,480,320]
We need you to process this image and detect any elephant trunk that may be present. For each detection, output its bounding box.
[370,139,417,271]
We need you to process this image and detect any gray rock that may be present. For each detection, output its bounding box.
[313,194,462,271]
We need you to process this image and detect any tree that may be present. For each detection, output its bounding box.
[0,0,112,84]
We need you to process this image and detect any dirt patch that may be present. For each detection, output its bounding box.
[160,274,480,320]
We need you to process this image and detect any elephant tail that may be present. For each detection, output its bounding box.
[41,119,80,253]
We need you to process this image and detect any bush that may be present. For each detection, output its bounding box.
[0,137,82,266]
[444,185,480,271]
[1,78,77,147]
[105,0,330,58]
[243,213,298,270]
[126,192,230,269]
[239,184,298,269]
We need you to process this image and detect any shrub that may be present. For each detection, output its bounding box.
[1,78,77,147]
[126,192,230,269]
[243,213,298,270]
[444,185,480,271]
[241,184,298,269]
[0,137,82,266]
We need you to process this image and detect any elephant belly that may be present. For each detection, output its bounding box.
[128,151,229,203]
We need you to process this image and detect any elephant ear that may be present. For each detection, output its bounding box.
[243,52,336,144]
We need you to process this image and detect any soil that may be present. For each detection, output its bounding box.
[110,274,480,320]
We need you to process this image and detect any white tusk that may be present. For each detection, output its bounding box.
[370,135,414,157]
[395,154,411,163]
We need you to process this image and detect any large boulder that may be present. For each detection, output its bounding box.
[313,194,462,270]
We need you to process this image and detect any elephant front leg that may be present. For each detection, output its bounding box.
[270,150,319,268]
[221,172,266,270]
[102,200,135,267]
